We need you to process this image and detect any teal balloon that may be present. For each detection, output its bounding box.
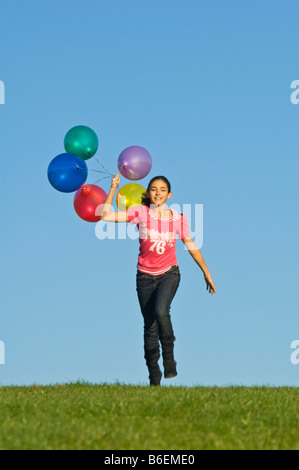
[64,125,99,160]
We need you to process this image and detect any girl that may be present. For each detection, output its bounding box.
[101,173,216,386]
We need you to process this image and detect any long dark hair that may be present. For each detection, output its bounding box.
[141,176,172,207]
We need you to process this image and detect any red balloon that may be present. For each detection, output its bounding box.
[74,184,107,222]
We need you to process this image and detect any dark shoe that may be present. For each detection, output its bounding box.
[149,369,162,386]
[160,335,177,379]
[144,347,162,386]
[164,361,177,379]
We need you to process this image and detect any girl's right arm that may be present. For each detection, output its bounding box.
[101,173,129,223]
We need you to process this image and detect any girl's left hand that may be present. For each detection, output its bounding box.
[204,273,216,295]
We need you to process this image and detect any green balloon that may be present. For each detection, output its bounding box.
[64,125,99,160]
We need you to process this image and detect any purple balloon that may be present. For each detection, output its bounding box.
[118,146,152,180]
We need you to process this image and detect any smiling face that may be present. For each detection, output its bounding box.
[147,179,172,205]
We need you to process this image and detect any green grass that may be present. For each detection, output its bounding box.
[0,383,298,450]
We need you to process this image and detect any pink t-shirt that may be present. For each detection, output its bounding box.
[127,205,190,275]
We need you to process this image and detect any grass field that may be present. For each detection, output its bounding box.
[0,382,298,450]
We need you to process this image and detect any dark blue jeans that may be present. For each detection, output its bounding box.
[136,265,181,351]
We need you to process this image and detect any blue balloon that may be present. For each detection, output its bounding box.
[47,153,88,193]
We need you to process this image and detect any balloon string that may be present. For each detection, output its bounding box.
[94,157,114,177]
[93,175,111,185]
[76,164,109,180]
[89,169,107,174]
[76,176,111,204]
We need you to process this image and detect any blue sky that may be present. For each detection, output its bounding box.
[1,0,299,386]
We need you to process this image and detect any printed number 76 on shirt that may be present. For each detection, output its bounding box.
[149,240,166,254]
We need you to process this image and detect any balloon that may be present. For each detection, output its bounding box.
[116,183,146,211]
[74,184,107,222]
[118,146,152,180]
[64,125,99,160]
[47,153,88,193]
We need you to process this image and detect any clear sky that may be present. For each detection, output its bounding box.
[1,0,299,386]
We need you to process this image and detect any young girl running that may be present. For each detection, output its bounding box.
[101,173,216,386]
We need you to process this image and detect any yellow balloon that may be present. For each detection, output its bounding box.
[116,183,146,211]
